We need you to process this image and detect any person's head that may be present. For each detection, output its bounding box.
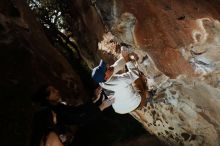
[91,60,114,84]
[33,85,61,106]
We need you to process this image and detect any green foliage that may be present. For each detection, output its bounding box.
[27,0,81,60]
[27,0,69,30]
[27,0,95,97]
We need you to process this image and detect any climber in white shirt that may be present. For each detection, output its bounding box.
[92,45,147,114]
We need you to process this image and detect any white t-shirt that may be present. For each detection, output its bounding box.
[99,57,141,114]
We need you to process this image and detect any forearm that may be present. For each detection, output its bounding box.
[119,61,139,84]
[111,56,126,74]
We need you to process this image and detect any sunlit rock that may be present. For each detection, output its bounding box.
[95,1,220,145]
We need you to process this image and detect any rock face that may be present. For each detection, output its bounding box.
[94,0,220,146]
[68,0,106,67]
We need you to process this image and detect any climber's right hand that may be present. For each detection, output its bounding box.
[99,96,115,111]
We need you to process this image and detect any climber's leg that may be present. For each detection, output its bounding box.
[132,76,150,109]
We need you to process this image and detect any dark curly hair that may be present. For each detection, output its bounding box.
[32,84,50,106]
